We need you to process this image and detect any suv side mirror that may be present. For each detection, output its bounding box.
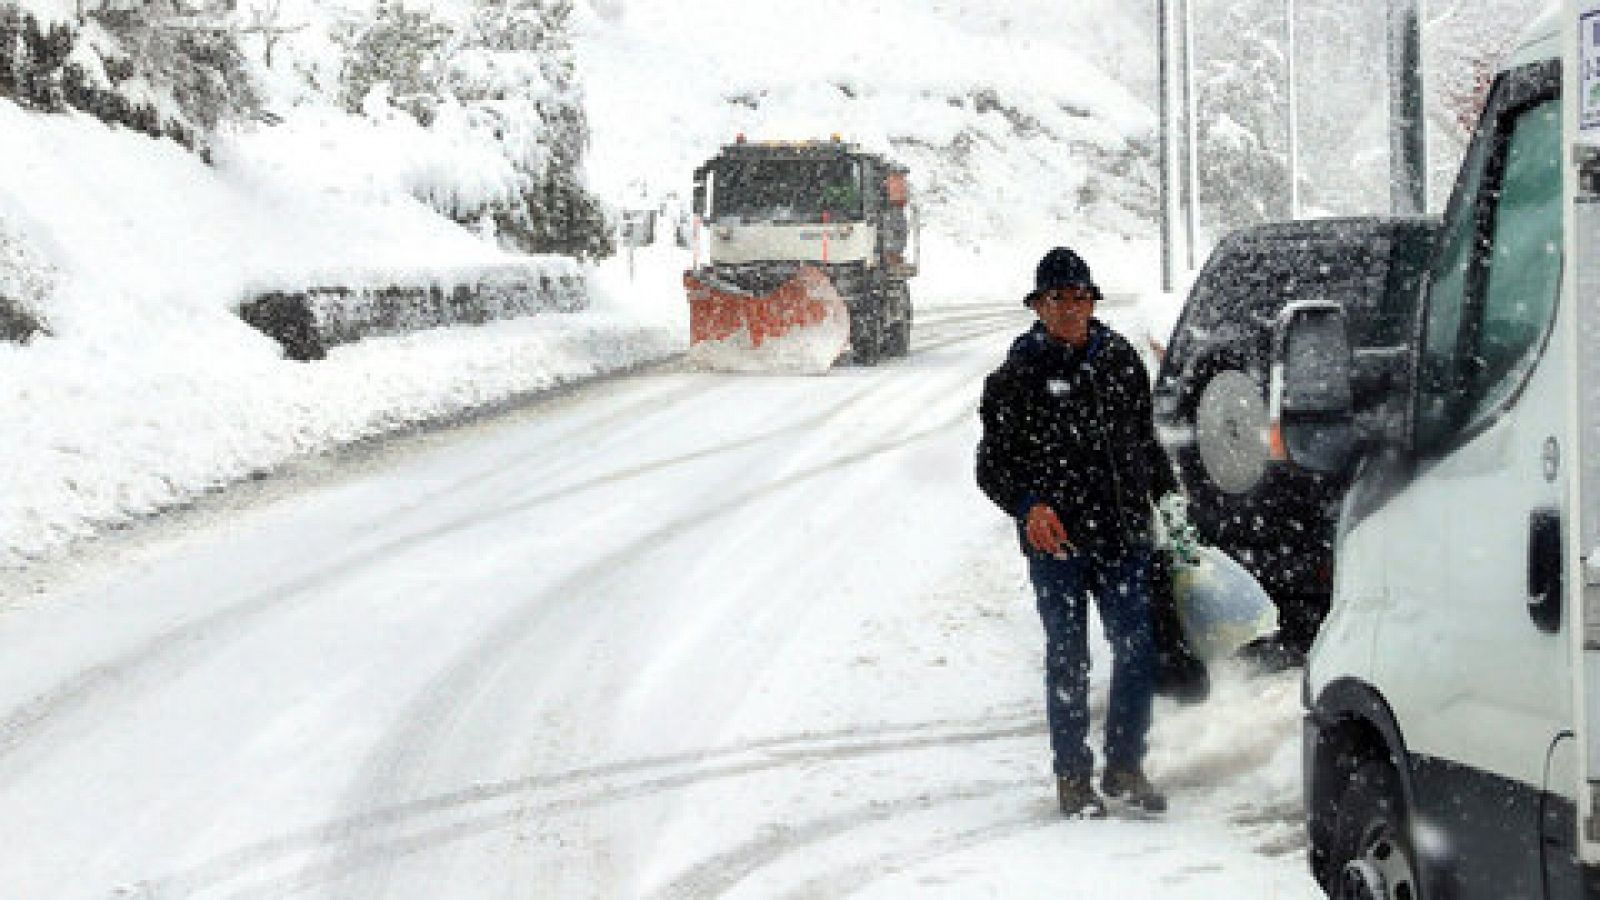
[1270,301,1357,474]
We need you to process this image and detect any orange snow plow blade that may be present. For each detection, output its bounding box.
[684,265,850,372]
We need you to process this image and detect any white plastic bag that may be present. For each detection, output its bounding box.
[1170,545,1279,661]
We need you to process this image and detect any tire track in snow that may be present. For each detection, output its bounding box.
[0,361,697,602]
[910,307,1029,354]
[0,379,711,767]
[772,812,1058,900]
[12,302,1015,895]
[0,378,885,784]
[124,716,1043,898]
[321,373,988,898]
[647,779,1035,900]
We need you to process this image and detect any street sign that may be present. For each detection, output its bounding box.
[1580,2,1600,136]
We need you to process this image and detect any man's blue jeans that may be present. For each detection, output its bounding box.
[1027,544,1156,779]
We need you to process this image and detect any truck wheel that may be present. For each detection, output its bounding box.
[1330,760,1417,900]
[885,284,912,357]
[885,318,910,357]
[851,315,884,366]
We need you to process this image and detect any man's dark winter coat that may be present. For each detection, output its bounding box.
[977,318,1179,557]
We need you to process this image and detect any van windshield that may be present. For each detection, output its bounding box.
[711,159,863,224]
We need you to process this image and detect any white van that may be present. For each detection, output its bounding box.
[1274,4,1600,897]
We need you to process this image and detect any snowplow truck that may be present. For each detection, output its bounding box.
[685,137,918,371]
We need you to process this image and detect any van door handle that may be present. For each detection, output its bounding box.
[1528,509,1562,633]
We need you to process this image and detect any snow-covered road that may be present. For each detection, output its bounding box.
[0,303,1321,898]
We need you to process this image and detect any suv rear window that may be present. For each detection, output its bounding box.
[1165,222,1431,375]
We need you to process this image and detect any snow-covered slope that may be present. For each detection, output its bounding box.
[0,100,684,572]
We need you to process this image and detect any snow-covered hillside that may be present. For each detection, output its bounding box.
[0,96,686,572]
[572,0,1164,296]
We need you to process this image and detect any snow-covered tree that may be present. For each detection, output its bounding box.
[333,0,612,260]
[0,215,52,342]
[335,0,449,119]
[448,0,611,259]
[1290,2,1390,216]
[0,0,257,151]
[1179,0,1543,226]
[1423,0,1547,208]
[1192,0,1291,231]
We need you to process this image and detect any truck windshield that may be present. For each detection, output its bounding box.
[711,159,863,224]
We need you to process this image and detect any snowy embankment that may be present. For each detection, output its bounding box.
[0,101,686,572]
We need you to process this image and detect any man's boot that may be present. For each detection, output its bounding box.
[1101,767,1168,813]
[1056,775,1107,819]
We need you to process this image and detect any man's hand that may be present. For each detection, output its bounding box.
[1025,503,1074,557]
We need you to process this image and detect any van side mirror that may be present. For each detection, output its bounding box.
[1271,301,1357,474]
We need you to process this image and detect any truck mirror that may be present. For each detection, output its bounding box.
[1271,301,1357,474]
[691,164,710,216]
[885,172,909,208]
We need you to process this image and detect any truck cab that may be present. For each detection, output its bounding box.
[688,137,918,364]
[1279,6,1600,897]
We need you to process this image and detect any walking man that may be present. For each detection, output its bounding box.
[976,246,1181,818]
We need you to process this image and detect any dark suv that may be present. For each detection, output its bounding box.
[1153,217,1438,652]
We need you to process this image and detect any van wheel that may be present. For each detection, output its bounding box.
[1331,760,1417,900]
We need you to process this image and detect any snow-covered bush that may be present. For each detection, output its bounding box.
[333,0,613,260]
[0,216,54,342]
[238,261,586,359]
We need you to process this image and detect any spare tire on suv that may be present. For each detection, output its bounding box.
[1153,217,1438,653]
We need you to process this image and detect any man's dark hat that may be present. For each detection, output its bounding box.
[1024,246,1100,307]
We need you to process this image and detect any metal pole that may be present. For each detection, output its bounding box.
[1286,0,1299,218]
[1388,0,1427,214]
[1159,0,1177,293]
[1181,0,1200,270]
